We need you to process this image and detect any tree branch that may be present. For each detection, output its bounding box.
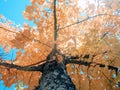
[0,59,57,72]
[0,62,42,71]
[0,26,52,48]
[65,59,120,75]
[59,14,107,30]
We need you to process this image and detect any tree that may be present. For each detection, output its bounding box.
[0,0,120,90]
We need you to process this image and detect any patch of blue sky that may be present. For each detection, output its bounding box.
[44,8,51,13]
[23,85,28,89]
[116,34,120,40]
[0,46,18,60]
[0,80,15,90]
[113,74,117,78]
[88,75,94,80]
[56,0,69,5]
[42,12,47,19]
[66,0,69,5]
[80,70,85,75]
[71,64,75,69]
[81,30,87,35]
[80,12,87,18]
[0,80,28,90]
[0,0,35,27]
[46,0,50,3]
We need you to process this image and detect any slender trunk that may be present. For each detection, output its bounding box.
[35,61,76,90]
[53,0,57,56]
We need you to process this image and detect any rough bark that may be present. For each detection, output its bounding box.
[35,60,76,90]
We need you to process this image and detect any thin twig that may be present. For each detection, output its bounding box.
[0,26,52,48]
[59,14,119,30]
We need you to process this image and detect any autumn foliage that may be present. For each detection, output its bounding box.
[0,0,120,90]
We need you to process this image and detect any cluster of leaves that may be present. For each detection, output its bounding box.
[0,0,120,90]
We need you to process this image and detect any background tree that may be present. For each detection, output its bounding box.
[0,0,120,90]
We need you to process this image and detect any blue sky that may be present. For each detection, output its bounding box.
[0,46,18,61]
[0,0,34,26]
[0,80,15,90]
[0,0,31,89]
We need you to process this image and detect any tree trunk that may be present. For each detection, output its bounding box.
[35,61,76,90]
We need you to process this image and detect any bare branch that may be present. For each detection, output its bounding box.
[65,59,119,75]
[0,62,42,71]
[0,59,57,72]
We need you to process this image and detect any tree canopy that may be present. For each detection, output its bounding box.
[0,0,120,90]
